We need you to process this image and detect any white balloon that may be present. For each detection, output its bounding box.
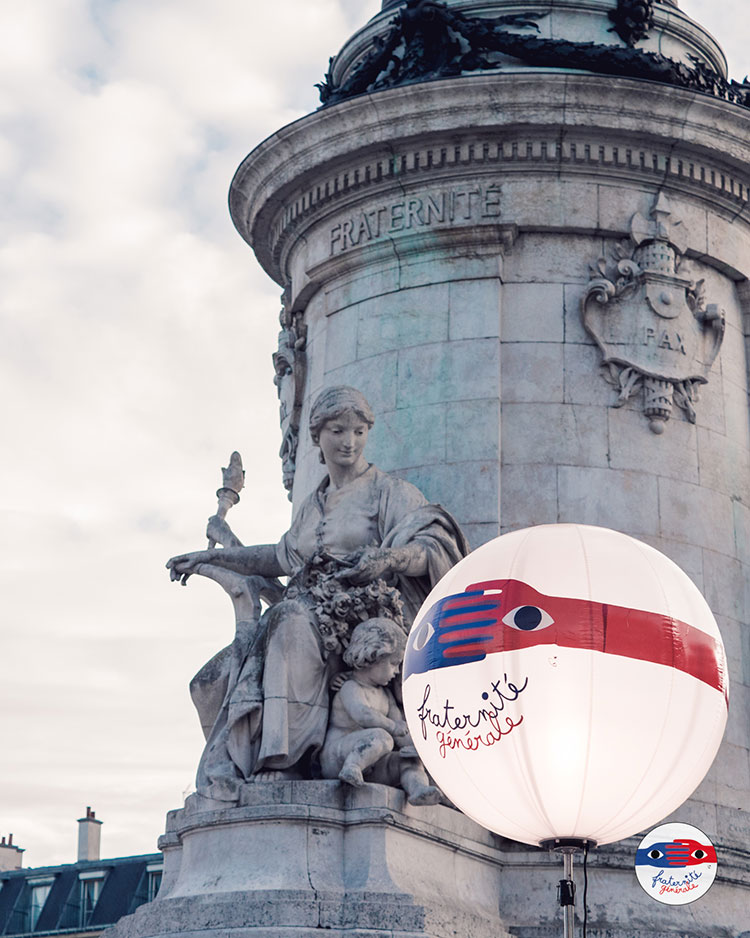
[402,524,728,846]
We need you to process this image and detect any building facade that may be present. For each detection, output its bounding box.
[0,814,161,938]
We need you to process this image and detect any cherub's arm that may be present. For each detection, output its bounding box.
[338,681,399,733]
[385,689,410,740]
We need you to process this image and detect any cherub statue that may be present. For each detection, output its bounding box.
[321,617,440,805]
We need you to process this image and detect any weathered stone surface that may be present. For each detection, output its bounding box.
[657,477,736,557]
[323,304,359,372]
[324,354,399,412]
[634,534,706,593]
[557,466,660,535]
[563,283,592,345]
[356,285,450,358]
[500,342,564,403]
[504,233,599,285]
[499,464,558,529]
[446,399,499,462]
[501,282,564,343]
[398,462,499,525]
[397,338,500,408]
[448,278,501,340]
[369,404,448,471]
[701,549,746,623]
[107,783,516,938]
[461,521,501,549]
[501,403,609,468]
[608,407,700,484]
[562,343,617,407]
[723,681,750,751]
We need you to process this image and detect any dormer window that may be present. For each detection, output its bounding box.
[146,863,163,903]
[28,876,55,930]
[78,870,106,927]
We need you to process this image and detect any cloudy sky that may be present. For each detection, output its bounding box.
[1,0,746,868]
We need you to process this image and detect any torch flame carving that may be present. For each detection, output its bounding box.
[207,451,245,548]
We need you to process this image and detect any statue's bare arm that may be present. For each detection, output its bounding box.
[167,543,285,581]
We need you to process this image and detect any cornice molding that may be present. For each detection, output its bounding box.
[230,73,750,285]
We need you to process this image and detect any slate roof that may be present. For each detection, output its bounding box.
[0,854,162,937]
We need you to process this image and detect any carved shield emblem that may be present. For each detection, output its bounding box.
[581,196,724,433]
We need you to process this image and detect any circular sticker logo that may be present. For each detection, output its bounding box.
[635,823,718,904]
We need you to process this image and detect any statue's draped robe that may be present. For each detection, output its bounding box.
[192,465,468,799]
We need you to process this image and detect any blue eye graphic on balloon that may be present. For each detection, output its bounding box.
[411,619,435,651]
[501,606,554,631]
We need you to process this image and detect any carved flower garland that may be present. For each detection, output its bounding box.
[286,553,406,655]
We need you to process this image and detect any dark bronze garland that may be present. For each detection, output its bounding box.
[317,0,749,110]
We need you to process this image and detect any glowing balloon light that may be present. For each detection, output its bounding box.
[402,524,728,846]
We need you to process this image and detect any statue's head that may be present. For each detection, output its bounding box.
[344,617,407,670]
[309,386,375,446]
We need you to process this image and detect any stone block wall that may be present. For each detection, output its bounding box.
[296,253,504,550]
[230,69,750,934]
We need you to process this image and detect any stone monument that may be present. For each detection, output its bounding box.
[110,1,750,936]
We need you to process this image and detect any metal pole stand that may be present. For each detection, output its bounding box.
[539,838,596,938]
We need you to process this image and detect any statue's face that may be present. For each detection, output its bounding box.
[360,651,401,688]
[317,410,369,468]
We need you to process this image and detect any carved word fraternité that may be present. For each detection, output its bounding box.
[330,184,501,254]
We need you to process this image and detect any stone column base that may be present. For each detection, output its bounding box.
[106,781,515,938]
[106,781,750,938]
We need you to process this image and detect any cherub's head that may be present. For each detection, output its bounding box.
[344,617,406,686]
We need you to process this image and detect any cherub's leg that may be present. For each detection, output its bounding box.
[399,760,441,806]
[339,728,394,787]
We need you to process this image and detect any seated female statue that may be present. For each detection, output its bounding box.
[167,386,468,801]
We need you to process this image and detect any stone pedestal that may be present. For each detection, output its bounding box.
[105,782,516,938]
[101,783,750,938]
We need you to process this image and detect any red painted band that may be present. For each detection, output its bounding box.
[437,579,727,701]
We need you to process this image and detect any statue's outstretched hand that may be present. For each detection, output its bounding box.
[166,550,214,585]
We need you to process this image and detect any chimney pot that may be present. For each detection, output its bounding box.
[0,834,23,870]
[77,808,102,862]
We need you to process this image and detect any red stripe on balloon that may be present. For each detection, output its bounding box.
[436,579,727,701]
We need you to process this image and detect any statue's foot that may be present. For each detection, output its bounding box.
[339,764,365,787]
[407,784,441,806]
[253,768,298,782]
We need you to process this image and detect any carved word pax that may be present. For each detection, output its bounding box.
[582,194,724,433]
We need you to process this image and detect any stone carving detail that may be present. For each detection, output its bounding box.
[207,452,245,548]
[608,0,654,47]
[582,193,725,433]
[167,387,468,804]
[272,298,307,499]
[318,0,750,110]
[320,617,440,804]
